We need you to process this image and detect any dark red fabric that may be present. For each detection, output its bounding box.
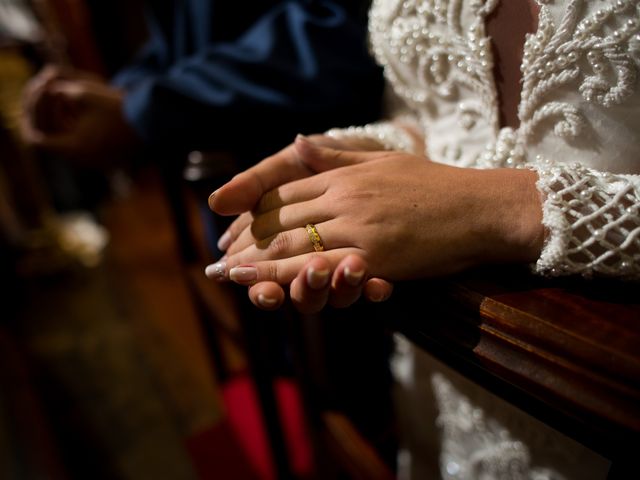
[186,420,261,480]
[186,375,313,480]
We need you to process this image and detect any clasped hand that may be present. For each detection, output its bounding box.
[20,64,136,162]
[209,135,543,313]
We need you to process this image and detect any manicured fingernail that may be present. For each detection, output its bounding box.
[208,190,217,210]
[306,266,330,290]
[258,294,278,308]
[217,231,231,251]
[204,261,226,279]
[344,266,364,287]
[370,291,389,302]
[229,266,257,284]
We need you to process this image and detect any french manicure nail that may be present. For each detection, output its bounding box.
[229,266,257,284]
[208,190,217,209]
[369,290,389,302]
[217,231,231,251]
[204,261,226,279]
[344,266,364,287]
[258,294,278,308]
[307,267,330,290]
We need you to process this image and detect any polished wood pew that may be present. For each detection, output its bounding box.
[383,266,640,478]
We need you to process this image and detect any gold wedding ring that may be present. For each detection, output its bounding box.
[305,223,325,252]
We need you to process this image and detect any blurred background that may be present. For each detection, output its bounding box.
[0,1,289,479]
[0,1,395,479]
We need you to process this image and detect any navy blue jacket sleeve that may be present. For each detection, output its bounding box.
[110,0,175,87]
[111,1,384,160]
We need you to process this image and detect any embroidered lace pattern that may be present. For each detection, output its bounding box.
[391,334,612,480]
[369,0,500,134]
[519,0,640,142]
[534,159,640,278]
[325,121,417,153]
[432,372,568,480]
[328,0,640,278]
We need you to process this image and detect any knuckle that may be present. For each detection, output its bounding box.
[267,231,293,256]
[228,223,244,240]
[255,189,278,213]
[250,213,275,239]
[332,149,345,163]
[250,219,266,239]
[266,261,280,282]
[229,213,251,237]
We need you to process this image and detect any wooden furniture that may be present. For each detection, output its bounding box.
[317,266,639,479]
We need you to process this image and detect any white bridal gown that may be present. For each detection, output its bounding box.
[327,0,640,478]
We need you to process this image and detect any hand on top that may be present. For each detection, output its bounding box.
[208,135,544,313]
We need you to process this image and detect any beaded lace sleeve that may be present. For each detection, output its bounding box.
[325,120,418,153]
[533,161,640,279]
[325,86,424,154]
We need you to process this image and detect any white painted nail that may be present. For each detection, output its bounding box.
[205,261,226,279]
[344,266,364,287]
[258,294,278,308]
[208,190,217,209]
[229,266,257,284]
[306,267,330,290]
[217,231,231,251]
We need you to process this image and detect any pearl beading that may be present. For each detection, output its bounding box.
[535,157,640,279]
[368,0,500,135]
[329,0,640,280]
[519,0,640,142]
[325,121,417,153]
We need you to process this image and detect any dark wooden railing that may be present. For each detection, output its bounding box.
[388,267,639,478]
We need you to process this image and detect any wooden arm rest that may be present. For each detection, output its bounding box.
[391,266,640,460]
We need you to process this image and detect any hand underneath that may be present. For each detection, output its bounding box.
[230,253,393,313]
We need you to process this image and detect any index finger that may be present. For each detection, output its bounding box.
[209,138,313,216]
[209,133,351,216]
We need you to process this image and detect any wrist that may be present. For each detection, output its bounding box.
[472,168,544,266]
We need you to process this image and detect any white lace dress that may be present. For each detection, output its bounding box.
[326,0,640,478]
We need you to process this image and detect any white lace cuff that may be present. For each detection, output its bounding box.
[532,160,640,279]
[325,120,419,154]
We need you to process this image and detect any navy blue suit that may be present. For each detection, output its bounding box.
[113,0,384,165]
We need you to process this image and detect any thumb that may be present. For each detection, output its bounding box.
[294,134,379,172]
[210,134,381,217]
[210,141,311,216]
